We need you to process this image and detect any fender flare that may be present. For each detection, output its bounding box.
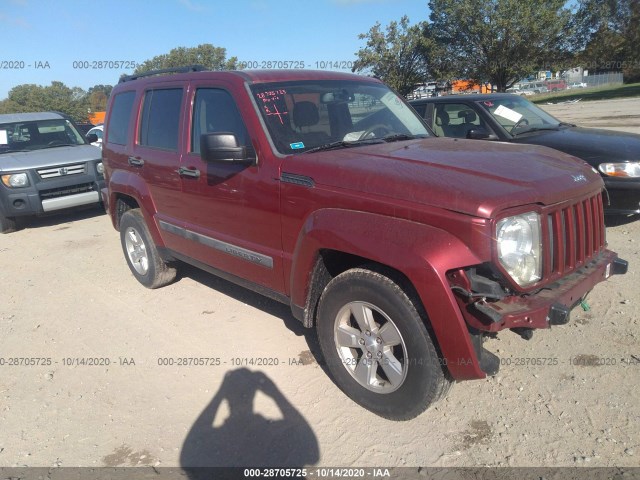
[107,169,163,246]
[289,208,486,380]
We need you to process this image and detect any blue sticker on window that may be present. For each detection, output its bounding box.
[290,142,305,149]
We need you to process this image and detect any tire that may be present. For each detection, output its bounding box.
[0,214,17,234]
[119,209,176,289]
[316,268,452,420]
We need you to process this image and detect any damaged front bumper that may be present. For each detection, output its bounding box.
[460,250,626,333]
[453,250,627,376]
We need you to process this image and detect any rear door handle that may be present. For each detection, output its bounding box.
[176,166,200,178]
[128,156,144,167]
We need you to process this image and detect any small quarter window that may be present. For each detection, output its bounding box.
[107,91,135,146]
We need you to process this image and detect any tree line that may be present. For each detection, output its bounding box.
[1,0,638,121]
[354,0,640,94]
[0,83,112,124]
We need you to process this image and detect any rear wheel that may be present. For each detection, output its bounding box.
[119,209,176,288]
[316,268,452,420]
[0,214,17,234]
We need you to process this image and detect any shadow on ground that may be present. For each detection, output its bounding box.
[176,263,308,334]
[176,264,331,376]
[180,368,320,474]
[15,205,106,231]
[605,214,639,228]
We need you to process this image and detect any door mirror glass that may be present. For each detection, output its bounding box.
[200,132,251,163]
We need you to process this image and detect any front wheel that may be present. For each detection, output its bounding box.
[119,209,176,289]
[316,268,452,420]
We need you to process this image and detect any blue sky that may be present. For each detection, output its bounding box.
[0,0,430,100]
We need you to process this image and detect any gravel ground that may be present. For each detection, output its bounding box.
[0,97,638,471]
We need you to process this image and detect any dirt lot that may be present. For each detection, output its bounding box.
[0,98,639,470]
[542,96,640,135]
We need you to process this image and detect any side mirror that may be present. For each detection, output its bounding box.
[86,133,99,143]
[467,128,497,140]
[200,132,253,163]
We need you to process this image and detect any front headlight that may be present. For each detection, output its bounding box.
[598,162,640,178]
[496,212,542,287]
[96,162,105,174]
[1,172,30,188]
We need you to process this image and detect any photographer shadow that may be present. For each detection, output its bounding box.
[180,368,319,474]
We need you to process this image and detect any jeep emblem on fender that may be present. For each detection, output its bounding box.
[59,167,68,175]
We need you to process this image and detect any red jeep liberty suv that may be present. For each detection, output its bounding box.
[102,66,627,420]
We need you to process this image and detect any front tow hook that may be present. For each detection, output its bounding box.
[611,258,628,276]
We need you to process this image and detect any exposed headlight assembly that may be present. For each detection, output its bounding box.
[598,162,640,178]
[496,212,542,287]
[1,172,30,188]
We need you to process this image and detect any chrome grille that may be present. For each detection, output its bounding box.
[544,192,605,281]
[37,163,85,179]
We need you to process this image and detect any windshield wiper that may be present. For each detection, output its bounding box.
[39,143,76,149]
[512,125,561,136]
[558,121,576,127]
[381,133,422,142]
[0,148,30,154]
[304,138,384,154]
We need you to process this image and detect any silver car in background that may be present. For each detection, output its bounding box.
[0,112,105,233]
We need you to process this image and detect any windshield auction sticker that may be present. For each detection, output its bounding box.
[494,104,523,123]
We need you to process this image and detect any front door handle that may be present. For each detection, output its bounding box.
[128,156,144,167]
[176,166,200,178]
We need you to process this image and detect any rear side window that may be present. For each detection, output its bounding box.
[191,88,249,153]
[107,91,135,146]
[139,88,183,151]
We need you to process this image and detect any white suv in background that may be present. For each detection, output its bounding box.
[86,124,103,148]
[0,112,104,233]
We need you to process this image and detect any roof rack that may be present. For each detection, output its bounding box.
[118,65,208,83]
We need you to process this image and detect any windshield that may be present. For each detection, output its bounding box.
[0,118,86,154]
[476,96,562,135]
[251,80,430,154]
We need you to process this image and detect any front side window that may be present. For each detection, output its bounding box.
[251,80,430,154]
[191,88,249,153]
[139,88,183,151]
[432,103,487,138]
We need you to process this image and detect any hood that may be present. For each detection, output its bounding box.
[513,126,640,165]
[282,138,602,218]
[0,145,102,172]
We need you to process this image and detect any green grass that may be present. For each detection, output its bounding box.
[532,83,640,104]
